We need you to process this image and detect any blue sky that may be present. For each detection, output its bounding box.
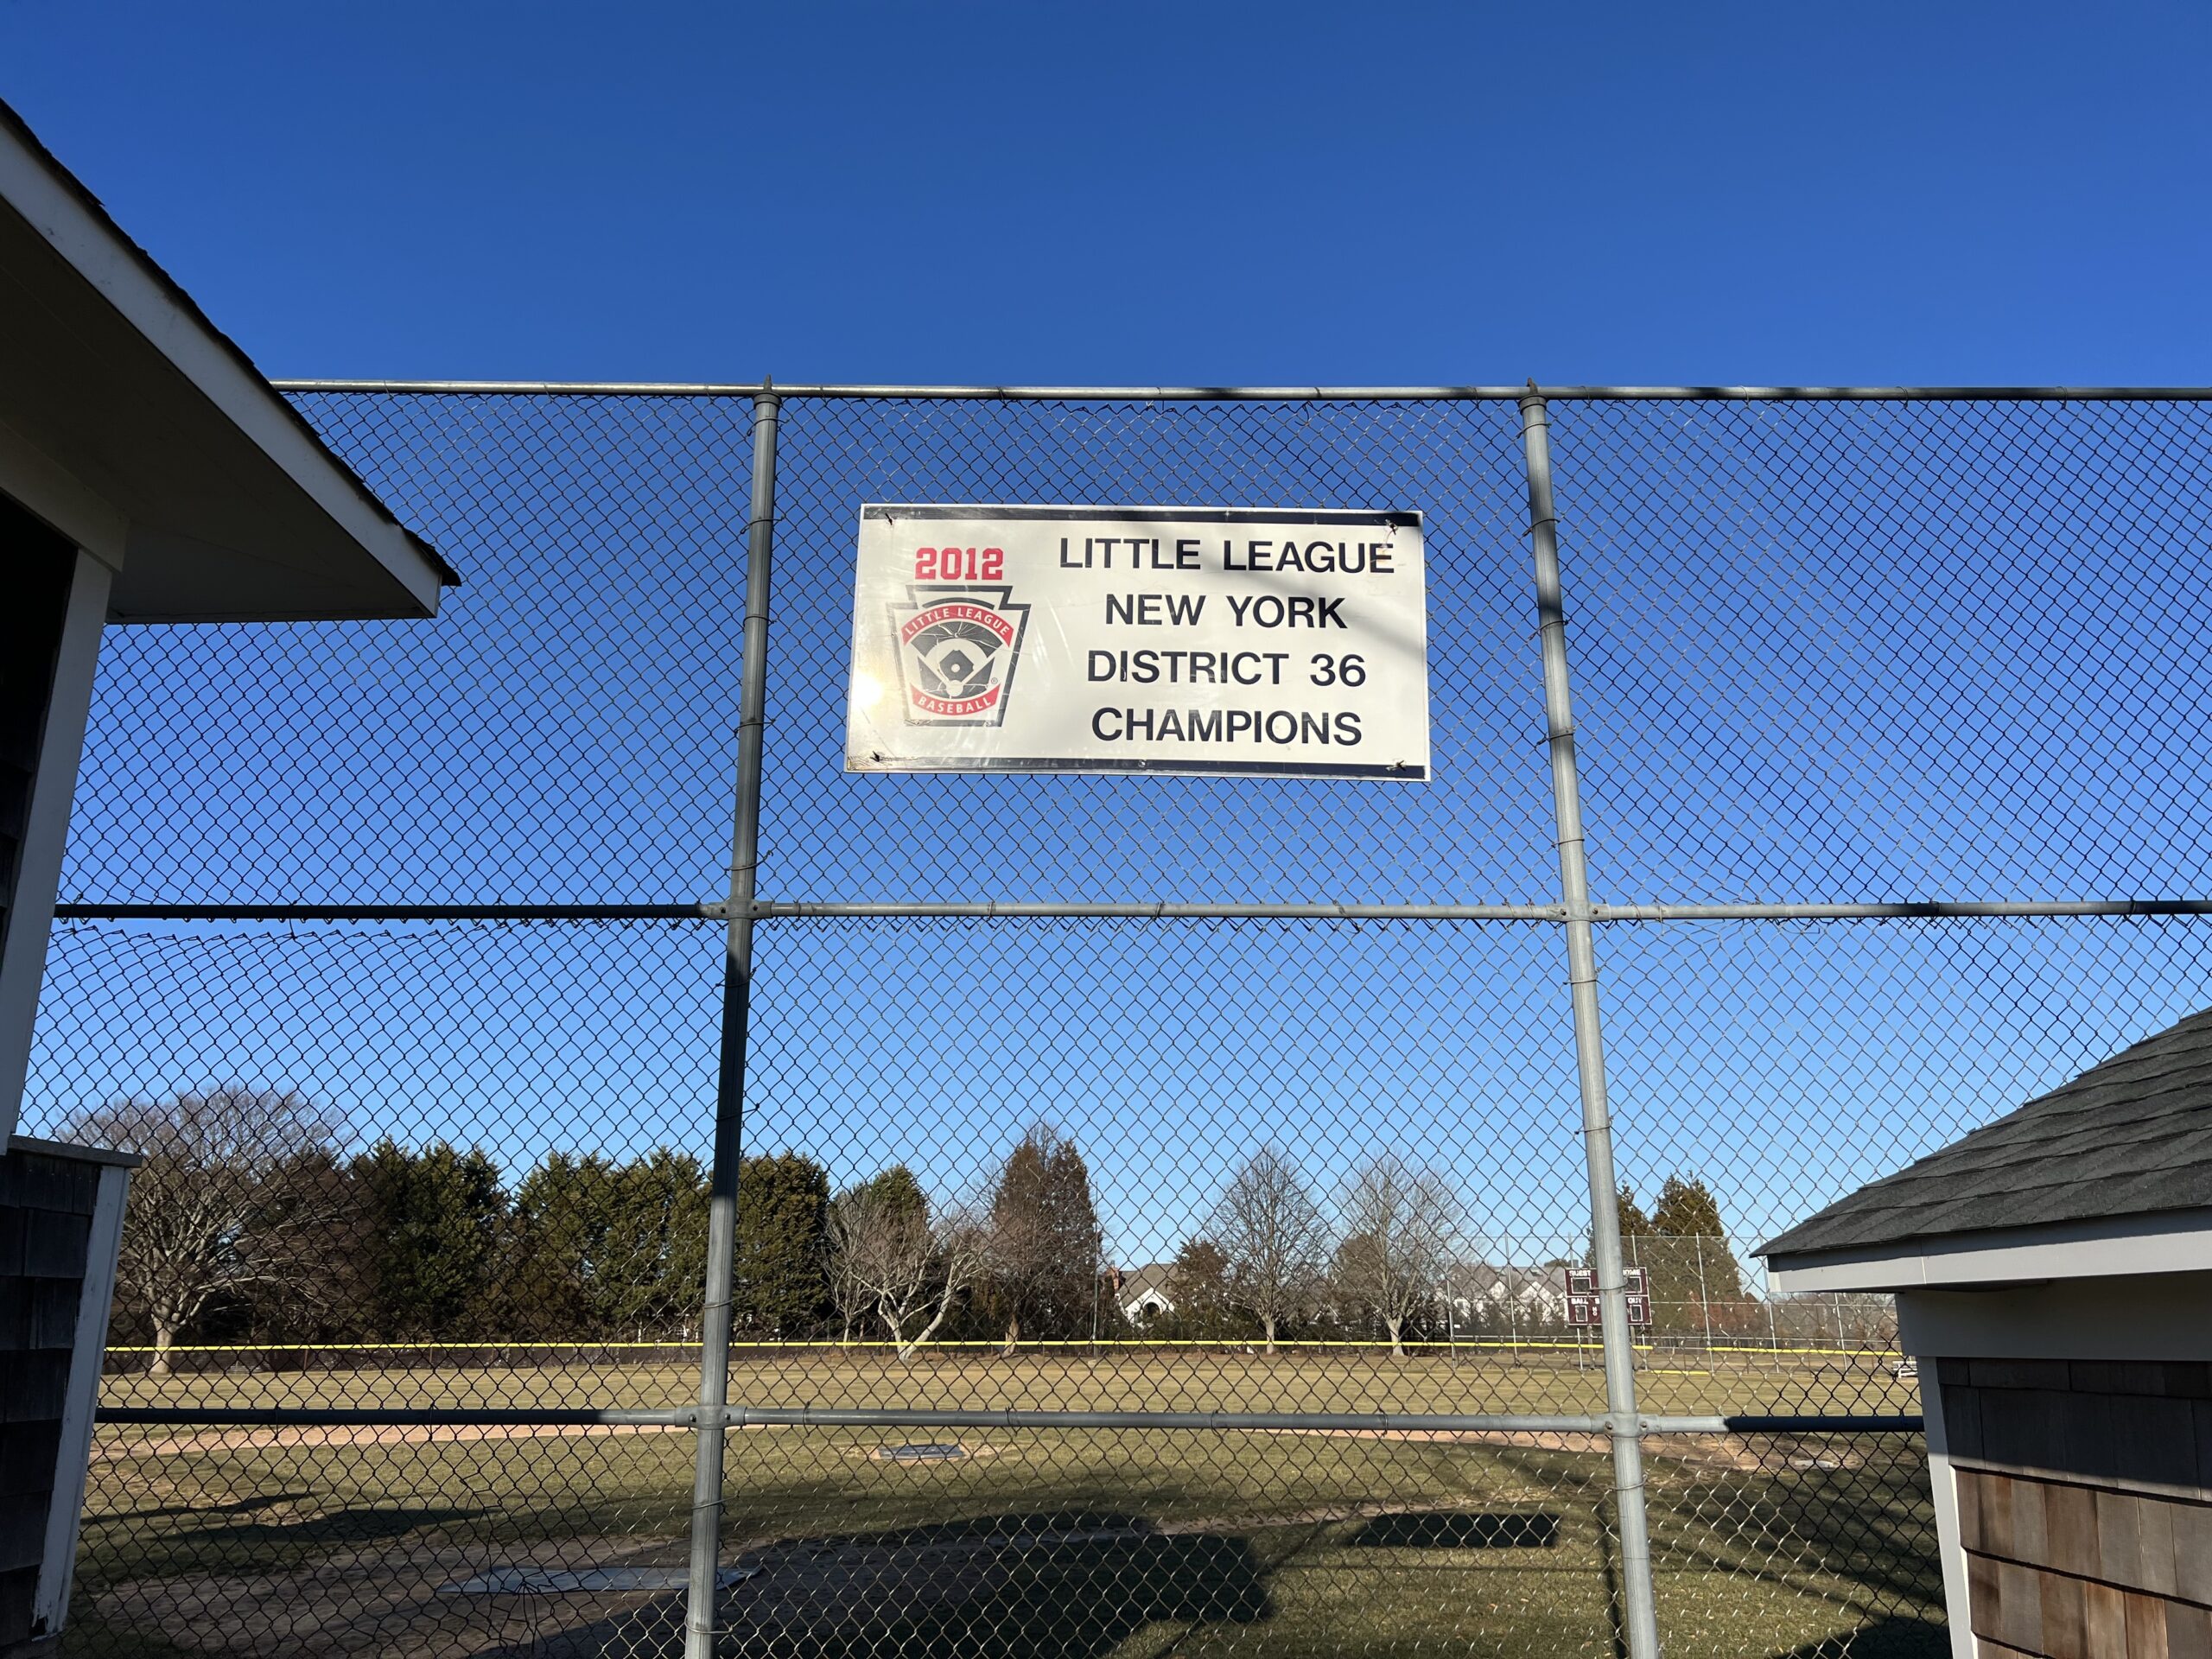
[32,388,2212,1272]
[14,6,2212,1274]
[7,3,2211,387]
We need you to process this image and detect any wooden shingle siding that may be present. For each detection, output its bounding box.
[2043,1568,2087,1657]
[1967,1567,2194,1659]
[2178,1507,2212,1605]
[2080,1582,2124,1659]
[2139,1496,2180,1599]
[1940,1357,2212,1659]
[1938,1358,2212,1498]
[1972,1477,2128,1591]
[2170,1603,2212,1659]
[2050,1484,2100,1578]
[0,1147,101,1651]
[2127,1593,2171,1659]
[1958,1472,2212,1607]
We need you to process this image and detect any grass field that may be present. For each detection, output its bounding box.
[74,1351,1942,1659]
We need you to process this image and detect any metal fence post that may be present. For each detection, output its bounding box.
[684,385,782,1659]
[1517,389,1664,1659]
[1698,1241,1713,1351]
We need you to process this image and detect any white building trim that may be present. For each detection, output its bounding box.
[1911,1363,1974,1659]
[1892,1272,2212,1363]
[0,120,446,617]
[1764,1205,2212,1294]
[0,550,109,1149]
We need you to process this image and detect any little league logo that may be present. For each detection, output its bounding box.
[888,585,1031,725]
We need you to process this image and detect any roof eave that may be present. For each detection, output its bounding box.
[1764,1205,2212,1294]
[0,99,456,616]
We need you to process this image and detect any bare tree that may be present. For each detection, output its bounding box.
[1211,1146,1328,1355]
[67,1087,348,1377]
[1333,1154,1462,1357]
[827,1217,872,1344]
[826,1168,988,1363]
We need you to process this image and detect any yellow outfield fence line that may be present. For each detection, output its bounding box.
[108,1337,1903,1360]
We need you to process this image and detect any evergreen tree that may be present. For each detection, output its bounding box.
[733,1152,829,1338]
[354,1139,508,1338]
[502,1149,712,1340]
[1649,1175,1748,1338]
[1614,1185,1655,1246]
[596,1149,710,1338]
[1606,1185,1662,1325]
[1605,1178,1750,1338]
[986,1125,1103,1351]
[508,1151,613,1338]
[837,1166,928,1246]
[1162,1237,1238,1338]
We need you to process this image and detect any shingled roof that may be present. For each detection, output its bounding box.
[1759,1007,2212,1262]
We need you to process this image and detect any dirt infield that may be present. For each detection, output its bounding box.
[99,1419,1830,1480]
[94,1422,689,1459]
[77,1357,1929,1656]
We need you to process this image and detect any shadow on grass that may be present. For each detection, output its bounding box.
[481,1510,1269,1658]
[1593,1500,1630,1659]
[1654,1437,1944,1611]
[178,1503,485,1551]
[108,1491,317,1523]
[1764,1613,1949,1659]
[1349,1510,1560,1549]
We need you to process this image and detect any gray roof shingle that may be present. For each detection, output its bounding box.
[1758,1007,2212,1261]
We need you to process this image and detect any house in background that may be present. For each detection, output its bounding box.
[1760,1007,2212,1659]
[1443,1262,1569,1327]
[1117,1264,1176,1325]
[0,99,453,1655]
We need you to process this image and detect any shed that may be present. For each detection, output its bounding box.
[0,99,454,1654]
[1760,1007,2212,1659]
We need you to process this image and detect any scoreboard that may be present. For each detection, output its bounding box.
[1565,1267,1650,1328]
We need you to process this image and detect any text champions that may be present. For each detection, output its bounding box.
[1085,647,1370,750]
[1091,705,1362,747]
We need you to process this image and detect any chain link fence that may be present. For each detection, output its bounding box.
[22,386,2212,1657]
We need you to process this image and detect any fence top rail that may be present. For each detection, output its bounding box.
[269,379,2212,403]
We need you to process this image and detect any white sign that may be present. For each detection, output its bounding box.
[845,505,1429,779]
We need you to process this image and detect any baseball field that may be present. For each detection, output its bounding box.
[73,1347,1941,1659]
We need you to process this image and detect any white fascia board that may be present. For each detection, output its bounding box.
[0,124,444,615]
[1766,1206,2212,1293]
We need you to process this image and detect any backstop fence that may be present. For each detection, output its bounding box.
[23,385,2212,1658]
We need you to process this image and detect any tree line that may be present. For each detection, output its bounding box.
[73,1089,1756,1373]
[73,1092,1118,1372]
[1142,1151,1755,1354]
